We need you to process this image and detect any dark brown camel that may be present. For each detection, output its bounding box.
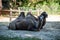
[8,11,48,31]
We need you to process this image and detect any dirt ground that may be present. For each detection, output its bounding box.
[0,15,60,22]
[0,15,60,40]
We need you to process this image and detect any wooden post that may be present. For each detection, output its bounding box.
[40,9,44,14]
[10,8,12,22]
[0,0,2,15]
[29,9,32,13]
[18,7,20,14]
[37,9,39,16]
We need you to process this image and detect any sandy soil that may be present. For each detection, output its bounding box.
[0,15,60,22]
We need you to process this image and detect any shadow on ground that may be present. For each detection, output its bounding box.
[0,21,60,40]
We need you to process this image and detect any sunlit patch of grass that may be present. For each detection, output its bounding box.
[0,36,41,40]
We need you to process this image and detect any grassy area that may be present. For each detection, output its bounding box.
[0,22,9,26]
[0,36,41,40]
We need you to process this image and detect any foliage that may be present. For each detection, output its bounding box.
[2,0,60,15]
[2,0,10,9]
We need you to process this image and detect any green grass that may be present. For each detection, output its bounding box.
[0,22,9,26]
[0,36,41,40]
